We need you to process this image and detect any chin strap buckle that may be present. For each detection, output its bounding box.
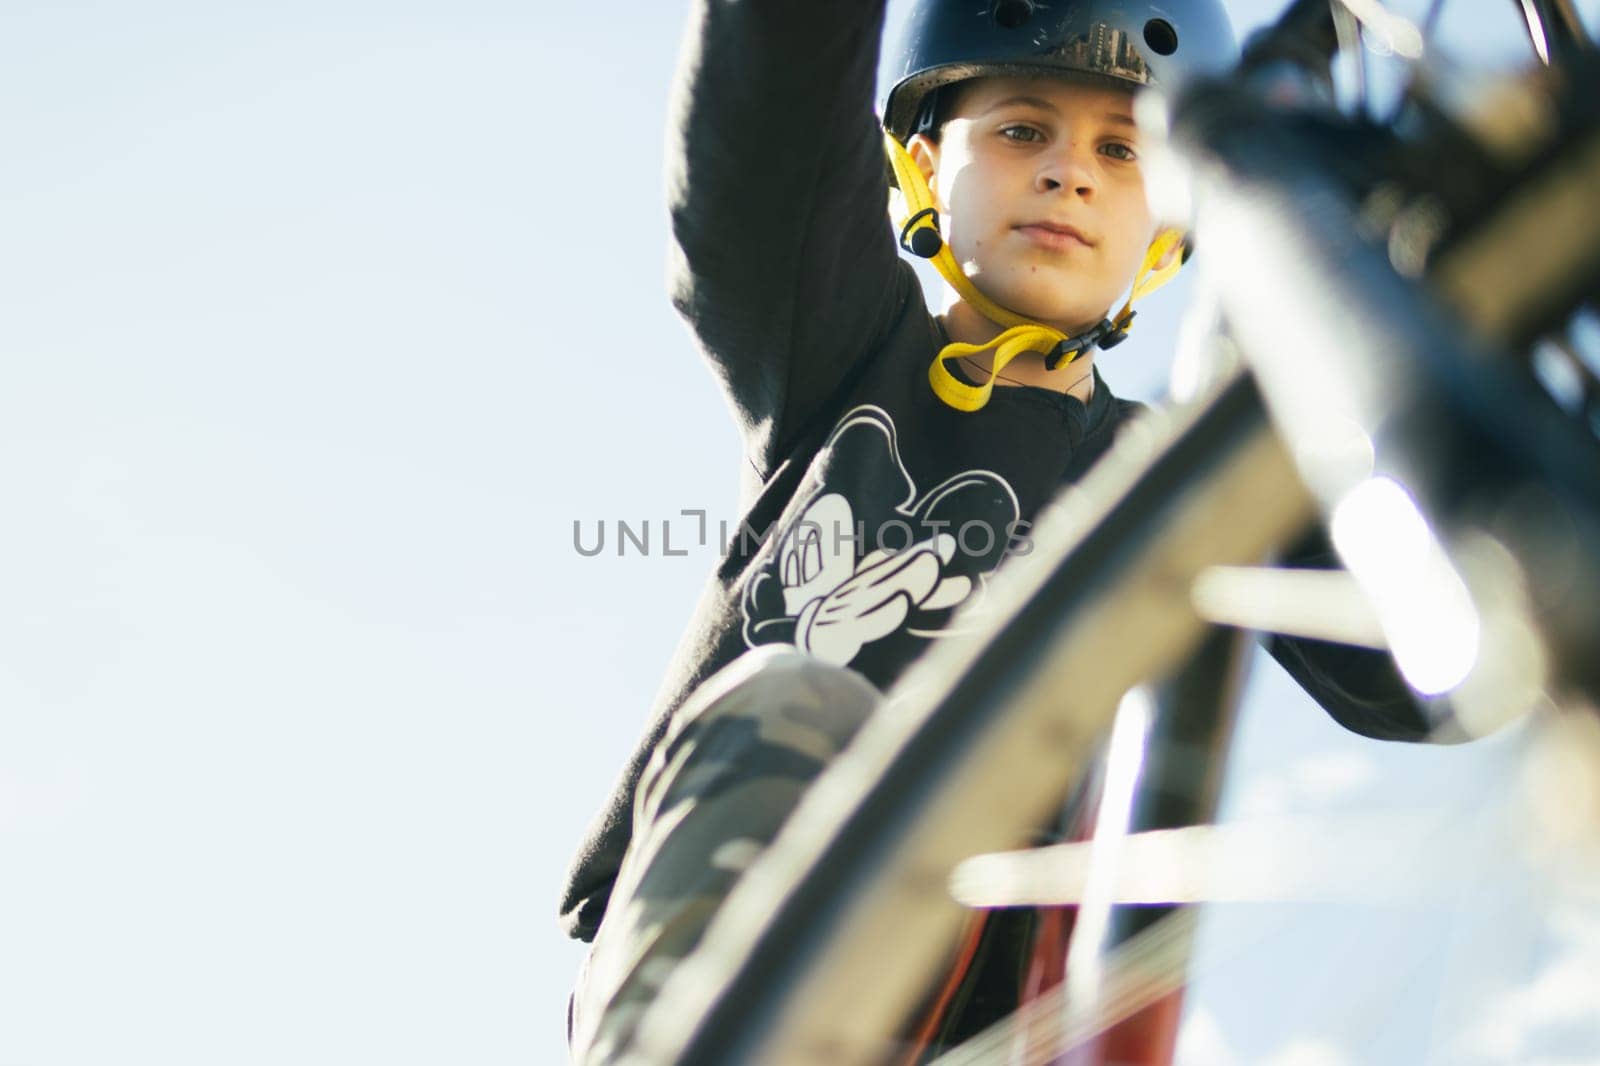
[1099,310,1135,349]
[1043,312,1136,371]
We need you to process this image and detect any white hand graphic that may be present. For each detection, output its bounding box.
[796,534,958,665]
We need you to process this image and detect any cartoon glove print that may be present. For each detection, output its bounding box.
[742,405,1018,668]
[794,532,964,665]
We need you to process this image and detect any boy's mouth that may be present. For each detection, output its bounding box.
[1013,220,1096,251]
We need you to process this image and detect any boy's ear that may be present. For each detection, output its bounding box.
[905,133,942,204]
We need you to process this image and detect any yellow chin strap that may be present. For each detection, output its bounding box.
[884,131,1185,413]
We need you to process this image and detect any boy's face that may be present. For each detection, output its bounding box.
[908,75,1164,332]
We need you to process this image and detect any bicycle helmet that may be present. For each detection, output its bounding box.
[884,0,1239,144]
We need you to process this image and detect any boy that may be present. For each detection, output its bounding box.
[561,0,1432,1060]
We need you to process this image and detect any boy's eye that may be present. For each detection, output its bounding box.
[1101,142,1139,162]
[998,125,1044,143]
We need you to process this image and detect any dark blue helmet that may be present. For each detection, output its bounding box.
[883,0,1239,142]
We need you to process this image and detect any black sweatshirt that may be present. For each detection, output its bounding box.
[558,0,1434,944]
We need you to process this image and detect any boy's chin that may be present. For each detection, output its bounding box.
[991,284,1110,332]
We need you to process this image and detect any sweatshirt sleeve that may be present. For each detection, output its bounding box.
[664,0,906,477]
[1261,524,1446,743]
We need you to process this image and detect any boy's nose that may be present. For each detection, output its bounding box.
[1034,142,1097,198]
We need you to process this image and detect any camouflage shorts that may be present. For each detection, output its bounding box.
[568,646,882,1064]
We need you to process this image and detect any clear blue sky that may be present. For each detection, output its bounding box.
[2,1,1596,1063]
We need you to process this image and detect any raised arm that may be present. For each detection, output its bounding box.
[665,0,907,477]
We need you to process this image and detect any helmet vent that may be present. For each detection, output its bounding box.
[989,0,1034,30]
[1143,18,1179,55]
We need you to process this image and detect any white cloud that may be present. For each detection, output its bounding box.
[1293,752,1377,802]
[1230,752,1377,820]
[1263,1038,1350,1066]
[1233,775,1292,820]
[1173,1005,1234,1066]
[1456,900,1600,1064]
